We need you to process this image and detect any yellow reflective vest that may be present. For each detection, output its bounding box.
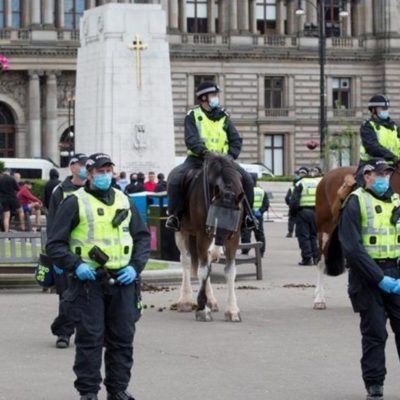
[69,188,134,270]
[253,187,264,211]
[187,106,229,156]
[352,187,400,259]
[299,177,321,208]
[360,120,400,164]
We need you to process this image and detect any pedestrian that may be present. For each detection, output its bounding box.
[144,171,156,192]
[285,170,302,238]
[47,153,88,349]
[17,181,43,226]
[124,173,138,195]
[0,168,25,232]
[289,166,321,266]
[44,168,60,210]
[118,171,129,192]
[46,153,150,400]
[154,173,167,192]
[339,158,400,400]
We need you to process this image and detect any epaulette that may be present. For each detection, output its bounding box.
[186,106,199,116]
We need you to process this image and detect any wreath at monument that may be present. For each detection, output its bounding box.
[306,139,319,150]
[0,55,10,72]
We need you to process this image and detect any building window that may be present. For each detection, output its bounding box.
[194,74,216,103]
[187,0,208,33]
[0,0,4,28]
[265,77,284,108]
[332,77,350,109]
[324,0,341,37]
[264,134,284,175]
[65,0,85,30]
[0,102,16,158]
[11,0,21,28]
[256,0,276,34]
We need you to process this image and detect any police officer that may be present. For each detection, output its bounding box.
[241,174,269,256]
[166,81,255,231]
[290,167,321,266]
[46,153,150,400]
[285,169,302,238]
[339,158,400,400]
[47,153,88,349]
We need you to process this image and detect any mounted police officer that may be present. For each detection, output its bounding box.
[339,158,400,400]
[47,152,88,349]
[46,153,150,400]
[290,166,321,266]
[166,81,255,231]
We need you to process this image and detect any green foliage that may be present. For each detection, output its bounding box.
[259,175,294,182]
[30,179,47,202]
[0,160,4,173]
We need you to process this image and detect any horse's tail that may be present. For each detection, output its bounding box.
[324,226,346,277]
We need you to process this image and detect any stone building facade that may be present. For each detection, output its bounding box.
[0,0,400,173]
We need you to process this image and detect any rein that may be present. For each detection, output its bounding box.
[203,158,211,210]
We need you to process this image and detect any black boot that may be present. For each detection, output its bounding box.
[80,394,98,400]
[107,391,135,400]
[165,215,180,231]
[366,385,383,400]
[56,335,70,349]
[313,257,319,265]
[298,258,313,266]
[286,232,293,238]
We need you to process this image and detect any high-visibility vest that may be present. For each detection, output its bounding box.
[352,187,400,259]
[253,187,264,211]
[187,106,228,156]
[299,177,321,207]
[69,188,133,270]
[360,120,400,163]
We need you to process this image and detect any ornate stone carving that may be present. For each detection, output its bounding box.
[57,72,76,109]
[0,71,28,109]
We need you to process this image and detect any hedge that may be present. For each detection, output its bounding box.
[259,176,294,182]
[30,179,47,202]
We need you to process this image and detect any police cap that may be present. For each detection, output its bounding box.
[69,153,88,166]
[298,167,309,175]
[195,81,222,99]
[368,94,390,110]
[362,158,394,174]
[86,153,115,170]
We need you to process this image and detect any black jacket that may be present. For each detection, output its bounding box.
[46,186,150,275]
[285,185,294,206]
[257,190,270,214]
[155,181,167,193]
[44,178,61,209]
[360,116,400,162]
[184,105,242,159]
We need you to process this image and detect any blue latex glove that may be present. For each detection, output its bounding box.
[75,263,96,281]
[255,211,262,218]
[117,266,137,285]
[378,276,397,293]
[53,265,64,275]
[391,280,400,295]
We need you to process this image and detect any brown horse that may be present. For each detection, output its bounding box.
[174,153,244,322]
[314,165,400,310]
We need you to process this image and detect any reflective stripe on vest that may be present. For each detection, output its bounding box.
[187,107,228,156]
[352,187,400,259]
[253,187,264,211]
[360,121,399,163]
[69,188,134,270]
[299,177,321,207]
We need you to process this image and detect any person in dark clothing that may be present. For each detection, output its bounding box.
[166,81,255,231]
[154,173,167,192]
[285,170,302,238]
[47,153,88,349]
[339,158,400,400]
[124,173,138,194]
[0,169,25,232]
[44,168,60,210]
[290,167,321,266]
[46,153,150,400]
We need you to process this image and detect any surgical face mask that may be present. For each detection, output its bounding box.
[208,96,220,109]
[79,167,87,180]
[93,173,112,191]
[371,175,390,196]
[378,110,390,120]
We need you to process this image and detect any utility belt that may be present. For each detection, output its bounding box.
[299,206,315,211]
[374,258,399,269]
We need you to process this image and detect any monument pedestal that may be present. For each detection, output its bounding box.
[75,4,175,175]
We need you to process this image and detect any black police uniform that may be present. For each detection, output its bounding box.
[285,183,296,237]
[167,105,254,219]
[47,176,85,341]
[46,185,150,397]
[339,190,400,390]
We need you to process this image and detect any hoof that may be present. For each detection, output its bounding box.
[224,310,242,322]
[195,309,213,322]
[207,302,219,312]
[313,302,327,310]
[177,302,195,312]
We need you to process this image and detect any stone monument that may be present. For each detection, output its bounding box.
[75,3,175,175]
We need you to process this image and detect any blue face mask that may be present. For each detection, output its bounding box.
[208,96,219,109]
[378,110,390,120]
[93,173,112,191]
[79,167,87,180]
[372,176,390,196]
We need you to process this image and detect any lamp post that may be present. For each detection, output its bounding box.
[295,0,348,170]
[67,94,75,163]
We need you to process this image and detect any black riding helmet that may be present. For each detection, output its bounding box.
[368,94,390,112]
[195,81,222,101]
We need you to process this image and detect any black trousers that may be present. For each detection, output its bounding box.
[241,215,265,255]
[63,278,141,395]
[167,155,254,216]
[51,273,75,337]
[295,208,317,260]
[288,214,296,235]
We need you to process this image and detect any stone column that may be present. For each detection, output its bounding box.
[343,1,351,36]
[387,0,400,35]
[169,0,179,31]
[87,0,96,8]
[286,0,296,35]
[179,0,187,33]
[276,0,285,35]
[207,0,216,34]
[56,0,64,29]
[249,0,257,34]
[28,71,42,158]
[43,0,54,27]
[218,0,229,33]
[4,0,11,28]
[22,0,30,27]
[31,0,41,26]
[238,0,249,33]
[45,72,59,163]
[229,0,238,33]
[306,0,317,26]
[364,0,373,36]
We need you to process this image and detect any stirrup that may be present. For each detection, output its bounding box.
[244,215,257,230]
[166,215,180,231]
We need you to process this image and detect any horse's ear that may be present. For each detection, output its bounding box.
[237,192,245,204]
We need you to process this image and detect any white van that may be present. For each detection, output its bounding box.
[0,158,57,180]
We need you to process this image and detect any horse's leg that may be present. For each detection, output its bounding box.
[224,237,241,322]
[206,242,220,312]
[314,232,328,310]
[195,235,213,322]
[175,232,194,312]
